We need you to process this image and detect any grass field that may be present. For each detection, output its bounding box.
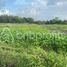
[0,24,67,67]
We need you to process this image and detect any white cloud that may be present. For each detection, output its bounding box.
[0,9,13,15]
[15,0,48,20]
[37,0,47,6]
[11,0,67,20]
[56,1,67,7]
[56,2,64,6]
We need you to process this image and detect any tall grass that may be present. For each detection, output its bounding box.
[0,24,67,67]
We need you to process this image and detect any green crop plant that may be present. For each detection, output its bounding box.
[0,24,67,67]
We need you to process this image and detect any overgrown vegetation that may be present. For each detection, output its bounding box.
[0,24,67,67]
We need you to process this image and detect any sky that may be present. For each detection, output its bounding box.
[0,0,67,20]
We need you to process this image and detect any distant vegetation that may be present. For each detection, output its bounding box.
[0,15,67,24]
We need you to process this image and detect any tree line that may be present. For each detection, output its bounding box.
[0,15,67,24]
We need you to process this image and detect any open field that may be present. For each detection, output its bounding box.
[0,23,67,33]
[0,24,67,67]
